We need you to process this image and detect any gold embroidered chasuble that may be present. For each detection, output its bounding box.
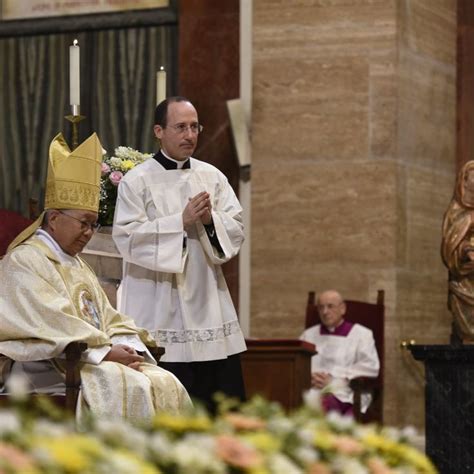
[0,236,191,422]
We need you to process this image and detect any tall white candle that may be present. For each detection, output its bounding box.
[156,67,166,105]
[69,39,80,107]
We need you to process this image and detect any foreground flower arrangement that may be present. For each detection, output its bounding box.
[0,393,436,474]
[99,146,153,226]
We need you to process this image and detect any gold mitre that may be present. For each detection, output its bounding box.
[46,132,102,211]
[7,132,103,252]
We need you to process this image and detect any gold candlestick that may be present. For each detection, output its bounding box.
[65,105,85,150]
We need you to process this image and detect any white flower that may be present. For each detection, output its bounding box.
[108,156,122,168]
[332,455,368,474]
[267,453,304,474]
[183,433,216,451]
[326,410,355,431]
[267,417,293,435]
[32,418,72,438]
[30,445,55,465]
[381,425,402,441]
[298,427,316,444]
[148,432,173,460]
[96,451,149,474]
[293,445,319,465]
[400,425,419,443]
[171,435,226,473]
[94,418,149,456]
[114,146,152,162]
[303,389,322,411]
[0,409,21,435]
[353,424,376,440]
[5,373,29,400]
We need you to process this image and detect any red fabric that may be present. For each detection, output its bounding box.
[0,210,33,256]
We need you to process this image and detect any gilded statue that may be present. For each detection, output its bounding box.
[441,161,474,343]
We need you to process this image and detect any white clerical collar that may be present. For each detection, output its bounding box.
[35,229,80,266]
[160,149,190,169]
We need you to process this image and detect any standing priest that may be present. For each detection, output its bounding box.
[113,96,247,411]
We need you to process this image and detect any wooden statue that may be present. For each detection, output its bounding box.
[441,161,474,343]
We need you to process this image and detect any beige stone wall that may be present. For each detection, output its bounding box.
[250,0,456,427]
[394,0,456,425]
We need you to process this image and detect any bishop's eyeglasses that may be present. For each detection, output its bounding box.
[58,211,101,233]
[168,122,204,135]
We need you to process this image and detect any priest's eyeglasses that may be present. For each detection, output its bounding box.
[58,211,101,233]
[168,122,204,135]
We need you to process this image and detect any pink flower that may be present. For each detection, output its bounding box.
[333,435,364,455]
[0,442,37,471]
[224,413,266,431]
[215,434,263,469]
[109,170,123,186]
[101,162,111,176]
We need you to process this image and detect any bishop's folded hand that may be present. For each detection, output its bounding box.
[104,344,145,371]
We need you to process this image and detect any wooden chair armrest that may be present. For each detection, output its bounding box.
[148,346,165,362]
[64,341,88,361]
[349,376,379,391]
[64,341,88,412]
[349,376,381,423]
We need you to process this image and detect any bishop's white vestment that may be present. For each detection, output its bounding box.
[113,155,247,363]
[0,232,191,423]
[300,321,380,413]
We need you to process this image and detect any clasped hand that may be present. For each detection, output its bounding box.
[311,371,333,389]
[182,191,212,230]
[104,344,145,371]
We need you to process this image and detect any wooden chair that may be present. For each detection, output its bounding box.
[0,343,165,413]
[305,290,385,424]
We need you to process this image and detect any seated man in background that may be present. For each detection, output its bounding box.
[300,289,379,416]
[0,132,191,423]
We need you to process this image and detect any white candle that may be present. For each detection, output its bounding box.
[69,39,80,107]
[156,67,166,105]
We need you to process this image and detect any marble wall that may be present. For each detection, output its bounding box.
[251,0,456,427]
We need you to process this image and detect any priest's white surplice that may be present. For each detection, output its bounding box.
[113,157,247,362]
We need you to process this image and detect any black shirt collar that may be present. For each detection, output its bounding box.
[153,150,190,170]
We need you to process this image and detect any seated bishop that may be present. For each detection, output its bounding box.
[0,132,191,423]
[300,289,380,415]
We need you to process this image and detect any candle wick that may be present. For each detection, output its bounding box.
[73,39,79,46]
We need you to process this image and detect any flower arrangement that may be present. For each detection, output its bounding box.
[99,146,153,226]
[0,393,436,474]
